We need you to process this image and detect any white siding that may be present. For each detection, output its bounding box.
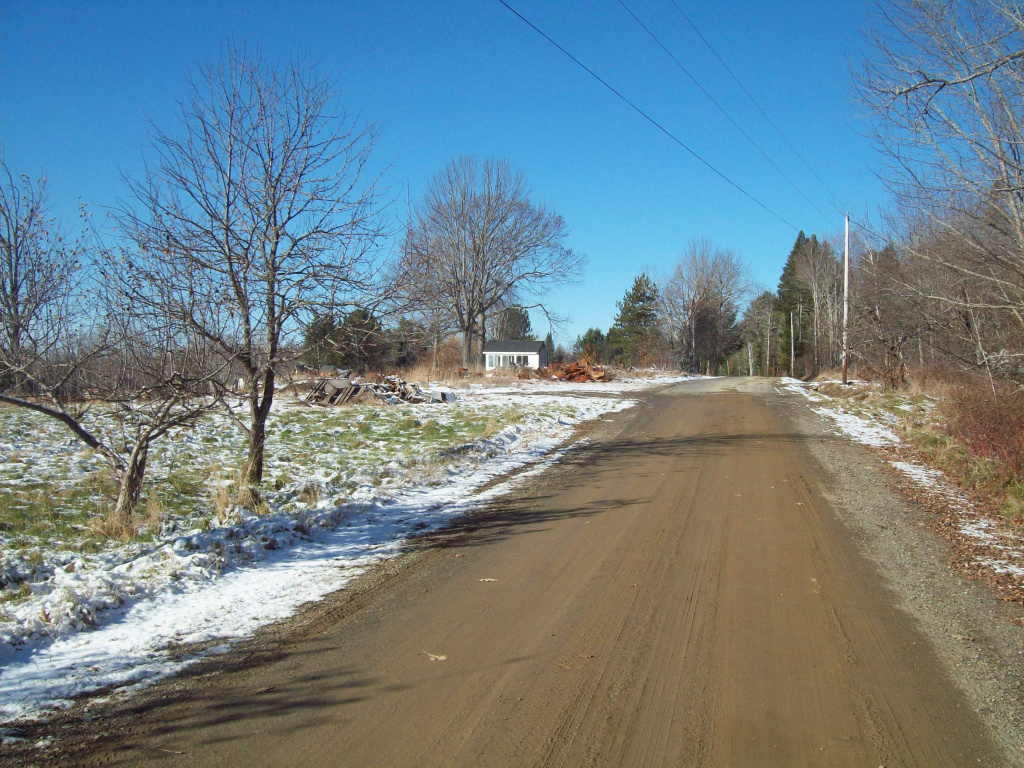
[485,352,540,370]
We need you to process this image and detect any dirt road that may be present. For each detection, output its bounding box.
[71,378,1010,766]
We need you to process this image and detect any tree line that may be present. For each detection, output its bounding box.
[583,0,1024,394]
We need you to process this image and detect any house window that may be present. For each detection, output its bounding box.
[487,355,495,367]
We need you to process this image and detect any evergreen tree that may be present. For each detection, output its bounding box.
[776,232,814,376]
[574,327,608,363]
[302,314,343,368]
[491,305,535,340]
[607,273,661,366]
[337,309,387,371]
[387,318,427,370]
[544,332,555,363]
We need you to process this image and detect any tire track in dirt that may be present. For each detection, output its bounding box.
[37,378,1010,767]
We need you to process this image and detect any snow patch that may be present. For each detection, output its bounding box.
[0,377,677,723]
[813,407,899,447]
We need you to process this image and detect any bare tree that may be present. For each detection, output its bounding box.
[0,160,226,527]
[0,159,83,393]
[660,239,749,372]
[794,235,843,372]
[856,0,1024,380]
[740,289,778,375]
[114,43,387,509]
[401,157,584,367]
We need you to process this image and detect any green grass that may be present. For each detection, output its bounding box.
[0,397,533,553]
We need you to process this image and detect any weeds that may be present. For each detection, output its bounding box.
[88,501,137,541]
[844,375,1024,526]
[298,481,321,507]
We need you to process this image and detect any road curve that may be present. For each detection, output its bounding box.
[78,378,1004,767]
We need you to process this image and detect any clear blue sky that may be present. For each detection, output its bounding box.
[1,0,885,347]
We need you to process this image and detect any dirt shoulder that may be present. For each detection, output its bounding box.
[774,379,1024,762]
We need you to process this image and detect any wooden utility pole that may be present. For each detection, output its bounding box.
[842,213,850,385]
[790,311,795,378]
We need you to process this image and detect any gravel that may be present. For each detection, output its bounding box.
[777,387,1024,766]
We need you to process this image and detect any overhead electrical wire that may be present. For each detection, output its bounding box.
[667,0,846,214]
[617,0,840,229]
[496,0,799,232]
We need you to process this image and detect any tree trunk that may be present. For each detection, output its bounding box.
[111,439,149,531]
[238,370,275,510]
[461,329,473,368]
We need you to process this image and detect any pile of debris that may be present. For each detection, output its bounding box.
[306,374,456,406]
[548,360,613,383]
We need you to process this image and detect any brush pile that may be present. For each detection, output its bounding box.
[548,360,613,383]
[306,375,456,406]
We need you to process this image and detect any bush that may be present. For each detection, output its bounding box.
[944,383,1024,482]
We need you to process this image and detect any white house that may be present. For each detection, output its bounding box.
[482,340,548,370]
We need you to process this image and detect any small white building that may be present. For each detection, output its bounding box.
[482,340,548,370]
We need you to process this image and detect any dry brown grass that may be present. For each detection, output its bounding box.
[810,367,844,382]
[904,366,969,399]
[145,489,166,530]
[206,465,234,522]
[397,362,463,385]
[89,501,138,541]
[298,481,321,506]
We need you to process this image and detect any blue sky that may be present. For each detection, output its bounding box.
[1,0,885,347]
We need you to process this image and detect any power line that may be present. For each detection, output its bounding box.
[667,0,845,213]
[618,0,840,229]
[496,0,798,232]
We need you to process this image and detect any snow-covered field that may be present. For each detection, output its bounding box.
[0,373,691,723]
[783,379,1024,585]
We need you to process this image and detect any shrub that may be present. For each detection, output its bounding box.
[943,383,1024,482]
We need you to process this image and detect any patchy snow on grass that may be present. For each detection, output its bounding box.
[889,460,943,489]
[0,375,682,723]
[787,379,1024,597]
[812,407,900,447]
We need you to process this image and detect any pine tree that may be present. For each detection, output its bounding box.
[575,327,607,363]
[544,332,555,363]
[491,305,534,340]
[776,232,814,377]
[607,274,661,366]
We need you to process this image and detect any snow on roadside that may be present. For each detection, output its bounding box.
[812,407,899,447]
[0,380,663,723]
[784,380,1024,592]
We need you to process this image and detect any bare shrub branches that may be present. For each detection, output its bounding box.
[857,0,1024,386]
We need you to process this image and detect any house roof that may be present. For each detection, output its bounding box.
[482,340,546,354]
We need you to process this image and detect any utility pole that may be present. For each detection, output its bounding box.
[790,311,795,378]
[748,341,754,377]
[842,212,850,385]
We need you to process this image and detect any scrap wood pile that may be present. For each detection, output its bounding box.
[306,374,456,406]
[548,359,612,382]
